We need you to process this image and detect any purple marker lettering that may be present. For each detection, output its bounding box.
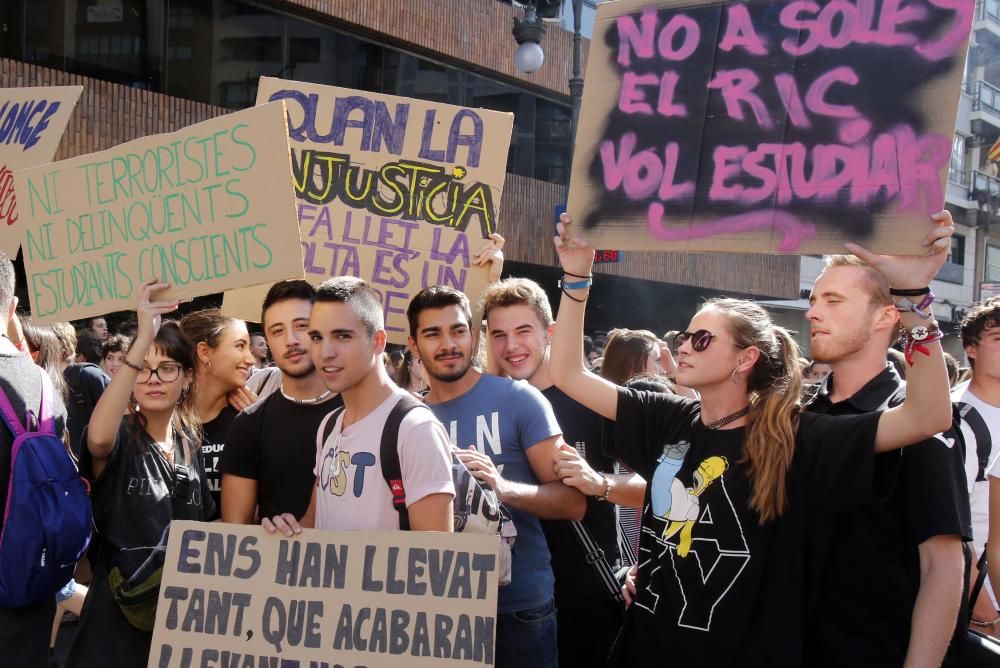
[707,70,773,128]
[647,204,816,252]
[804,66,860,119]
[866,0,923,47]
[657,143,694,200]
[915,0,973,62]
[656,72,688,118]
[619,72,658,115]
[599,133,636,191]
[709,146,748,201]
[616,8,657,67]
[718,4,768,55]
[773,74,811,129]
[656,14,700,61]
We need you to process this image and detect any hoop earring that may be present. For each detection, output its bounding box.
[731,368,741,384]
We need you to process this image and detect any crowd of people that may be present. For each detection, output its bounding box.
[2,208,1000,667]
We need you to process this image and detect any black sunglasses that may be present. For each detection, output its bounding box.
[673,330,718,353]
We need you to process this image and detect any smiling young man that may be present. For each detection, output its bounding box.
[264,277,454,535]
[219,280,343,524]
[482,278,644,668]
[407,285,586,668]
[803,223,971,667]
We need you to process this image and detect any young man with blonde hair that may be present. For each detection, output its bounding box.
[483,277,645,667]
[804,212,971,667]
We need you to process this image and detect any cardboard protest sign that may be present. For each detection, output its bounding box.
[13,101,304,323]
[568,0,973,254]
[149,521,500,668]
[0,85,83,258]
[222,78,514,343]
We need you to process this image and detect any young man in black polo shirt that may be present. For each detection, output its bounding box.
[482,278,646,667]
[219,280,343,522]
[804,231,971,667]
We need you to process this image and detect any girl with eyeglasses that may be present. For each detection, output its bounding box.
[68,280,215,668]
[548,213,955,667]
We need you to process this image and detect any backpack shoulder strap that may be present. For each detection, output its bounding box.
[379,394,430,531]
[35,368,55,434]
[956,401,993,482]
[317,406,346,451]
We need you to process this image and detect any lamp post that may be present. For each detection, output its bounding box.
[511,1,584,198]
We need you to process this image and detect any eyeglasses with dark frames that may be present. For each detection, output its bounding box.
[135,363,183,384]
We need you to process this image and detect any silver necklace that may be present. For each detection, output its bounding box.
[280,385,333,405]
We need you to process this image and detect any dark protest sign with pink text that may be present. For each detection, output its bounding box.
[567,0,973,254]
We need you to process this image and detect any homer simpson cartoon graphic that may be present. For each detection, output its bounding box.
[657,455,730,557]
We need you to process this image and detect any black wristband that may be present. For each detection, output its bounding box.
[562,287,587,303]
[889,287,931,297]
[562,270,592,279]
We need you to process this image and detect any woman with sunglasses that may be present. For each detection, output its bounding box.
[549,213,954,666]
[68,280,216,668]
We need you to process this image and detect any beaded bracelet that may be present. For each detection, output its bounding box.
[595,473,612,502]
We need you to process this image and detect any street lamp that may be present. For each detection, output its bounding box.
[512,6,546,74]
[509,0,584,197]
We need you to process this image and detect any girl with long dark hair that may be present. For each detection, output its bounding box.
[549,213,954,666]
[68,280,215,667]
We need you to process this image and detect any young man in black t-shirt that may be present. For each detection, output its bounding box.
[804,254,971,667]
[219,280,342,522]
[483,278,646,668]
[0,257,70,667]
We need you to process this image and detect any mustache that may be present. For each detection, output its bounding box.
[434,349,464,360]
[284,347,307,359]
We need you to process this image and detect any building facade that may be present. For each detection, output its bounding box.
[1,0,798,335]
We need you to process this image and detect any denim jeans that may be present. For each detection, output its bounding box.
[495,598,558,668]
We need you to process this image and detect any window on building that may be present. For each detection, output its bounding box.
[950,134,966,184]
[986,245,1000,282]
[948,234,966,266]
[5,0,574,185]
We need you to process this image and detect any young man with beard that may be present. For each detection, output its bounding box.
[482,278,645,667]
[803,216,971,667]
[219,280,344,523]
[406,285,586,668]
[266,277,454,534]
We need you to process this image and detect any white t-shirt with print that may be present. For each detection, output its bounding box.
[313,389,455,531]
[954,381,1000,607]
[953,383,1000,548]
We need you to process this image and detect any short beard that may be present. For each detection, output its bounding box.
[811,328,871,364]
[278,359,316,380]
[426,356,472,383]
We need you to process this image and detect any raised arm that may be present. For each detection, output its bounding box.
[549,213,622,420]
[87,280,179,472]
[847,212,956,451]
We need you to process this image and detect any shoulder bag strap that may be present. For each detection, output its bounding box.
[570,517,627,610]
[969,543,990,623]
[379,394,429,531]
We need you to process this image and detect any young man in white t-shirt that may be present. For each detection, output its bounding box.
[958,298,1000,633]
[264,277,454,534]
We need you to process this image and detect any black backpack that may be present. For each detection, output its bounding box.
[63,363,107,457]
[318,394,515,584]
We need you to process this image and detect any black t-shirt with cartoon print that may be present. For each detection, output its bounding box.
[608,388,881,668]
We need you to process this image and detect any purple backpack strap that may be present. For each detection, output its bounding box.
[0,367,55,437]
[0,378,25,438]
[34,367,55,434]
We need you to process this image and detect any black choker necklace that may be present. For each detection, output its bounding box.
[704,405,751,430]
